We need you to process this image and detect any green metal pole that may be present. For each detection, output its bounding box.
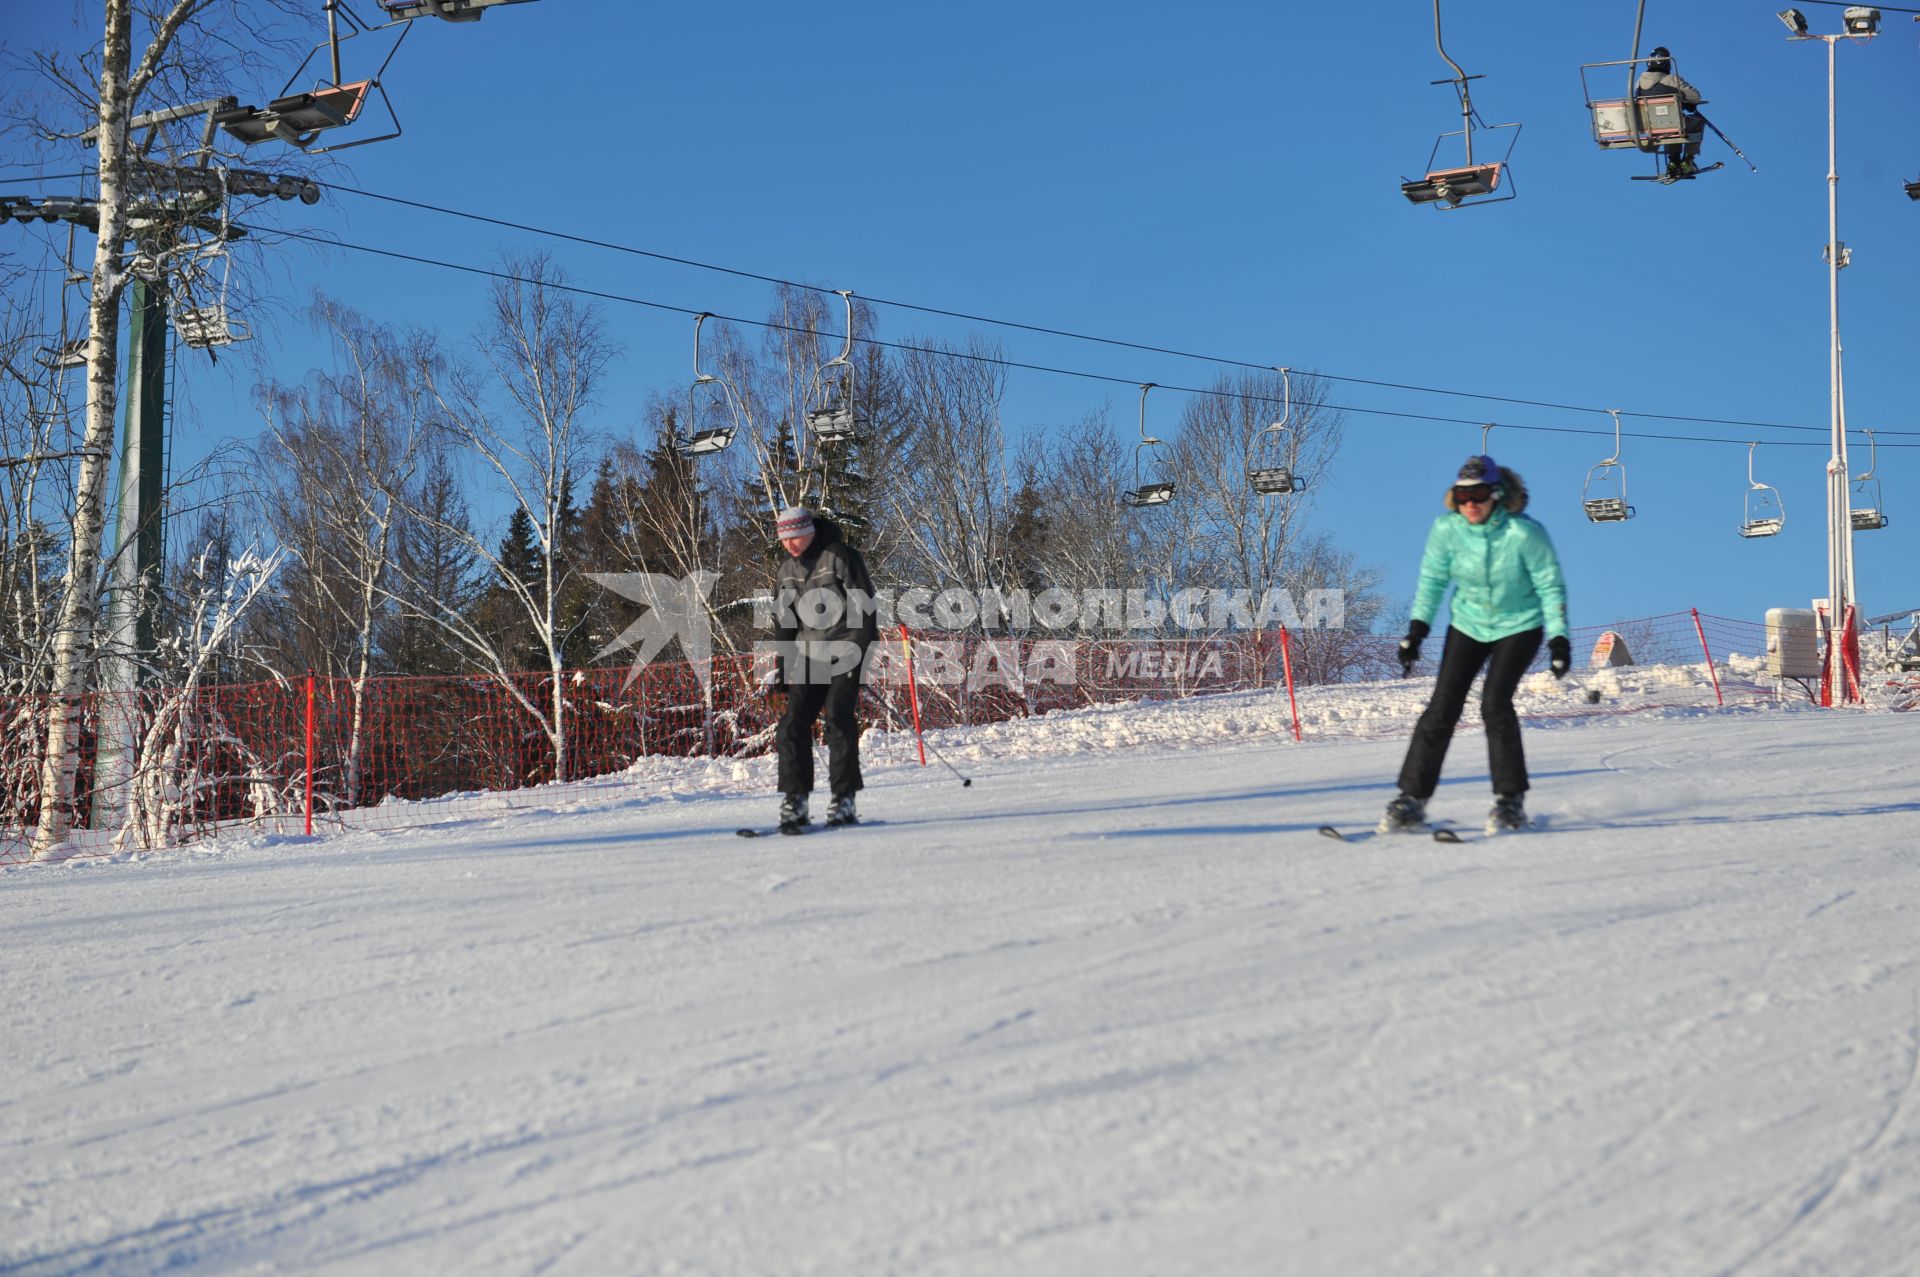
[120,275,168,662]
[91,275,168,829]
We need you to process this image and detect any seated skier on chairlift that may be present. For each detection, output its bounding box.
[1636,48,1706,180]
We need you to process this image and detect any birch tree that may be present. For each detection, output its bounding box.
[885,337,1014,610]
[29,0,304,856]
[257,297,432,805]
[1170,369,1341,604]
[387,252,611,782]
[116,542,286,851]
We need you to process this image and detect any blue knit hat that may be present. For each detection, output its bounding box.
[1455,455,1503,488]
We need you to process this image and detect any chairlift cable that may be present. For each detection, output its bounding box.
[302,180,1910,439]
[272,228,1920,454]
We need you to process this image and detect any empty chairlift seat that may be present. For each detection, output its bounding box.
[1739,443,1784,538]
[1582,412,1635,523]
[680,427,734,457]
[379,0,537,19]
[215,81,371,148]
[1402,163,1504,208]
[1850,431,1889,530]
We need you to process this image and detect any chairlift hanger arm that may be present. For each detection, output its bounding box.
[1137,382,1160,442]
[693,311,718,382]
[273,14,412,104]
[1431,0,1472,89]
[820,289,856,371]
[1855,427,1878,480]
[1601,409,1624,465]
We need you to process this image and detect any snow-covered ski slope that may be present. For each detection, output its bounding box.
[6,672,1919,1276]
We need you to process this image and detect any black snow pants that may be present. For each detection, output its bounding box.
[776,670,864,799]
[1396,625,1543,801]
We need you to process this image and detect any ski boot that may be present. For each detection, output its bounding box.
[1487,794,1527,836]
[825,794,859,828]
[778,793,811,834]
[1377,792,1427,834]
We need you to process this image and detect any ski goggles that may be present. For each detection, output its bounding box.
[1453,484,1496,504]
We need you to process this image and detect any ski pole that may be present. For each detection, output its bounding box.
[920,730,973,787]
[1692,112,1757,172]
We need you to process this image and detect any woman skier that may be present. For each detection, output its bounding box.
[1384,455,1570,835]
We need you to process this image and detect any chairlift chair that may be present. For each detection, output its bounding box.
[217,4,414,156]
[1580,60,1692,155]
[678,313,736,458]
[1739,442,1785,538]
[1401,0,1520,210]
[681,429,733,457]
[1849,428,1889,531]
[379,0,539,21]
[806,404,860,444]
[215,80,374,148]
[173,306,251,350]
[1247,367,1307,495]
[168,212,250,351]
[806,290,865,447]
[35,337,91,370]
[1123,383,1176,508]
[1582,409,1636,522]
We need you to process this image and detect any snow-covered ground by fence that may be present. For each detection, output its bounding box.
[4,656,1918,1275]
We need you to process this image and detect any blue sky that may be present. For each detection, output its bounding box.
[7,1,1919,632]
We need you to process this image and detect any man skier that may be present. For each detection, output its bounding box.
[1383,456,1570,836]
[768,505,878,832]
[1635,46,1707,179]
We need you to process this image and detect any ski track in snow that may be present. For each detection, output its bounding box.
[3,681,1920,1276]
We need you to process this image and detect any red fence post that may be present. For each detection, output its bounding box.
[1690,608,1724,707]
[1841,604,1863,703]
[900,624,927,767]
[1278,625,1303,742]
[304,671,315,837]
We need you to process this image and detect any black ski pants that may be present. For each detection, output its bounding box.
[1397,625,1543,801]
[776,670,864,799]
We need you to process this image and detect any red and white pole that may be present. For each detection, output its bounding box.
[1690,609,1724,708]
[1279,625,1302,742]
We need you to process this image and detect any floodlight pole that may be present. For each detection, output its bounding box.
[1788,25,1868,704]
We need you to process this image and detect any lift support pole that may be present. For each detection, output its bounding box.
[90,276,169,828]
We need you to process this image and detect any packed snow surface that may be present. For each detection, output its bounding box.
[5,677,1919,1276]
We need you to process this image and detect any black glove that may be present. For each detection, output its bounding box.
[1548,635,1572,680]
[1397,619,1430,678]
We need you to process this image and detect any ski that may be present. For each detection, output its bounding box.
[1320,821,1455,843]
[1630,161,1724,184]
[735,818,880,839]
[1445,812,1550,841]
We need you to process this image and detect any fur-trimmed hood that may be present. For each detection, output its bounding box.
[1445,468,1529,515]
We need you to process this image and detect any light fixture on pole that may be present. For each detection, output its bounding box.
[1778,8,1809,35]
[1842,6,1881,35]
